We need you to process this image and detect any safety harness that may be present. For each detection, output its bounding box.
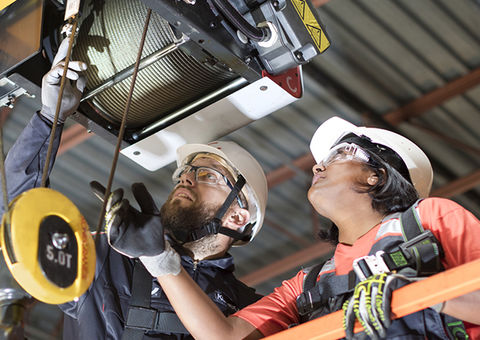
[121,175,250,338]
[121,260,189,340]
[296,201,469,339]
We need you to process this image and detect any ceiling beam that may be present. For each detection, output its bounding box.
[240,241,334,286]
[266,153,314,188]
[431,169,480,198]
[383,67,480,125]
[58,124,93,156]
[311,0,331,7]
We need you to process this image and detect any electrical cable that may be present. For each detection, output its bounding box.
[211,0,267,41]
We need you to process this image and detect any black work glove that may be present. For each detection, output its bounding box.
[90,181,165,258]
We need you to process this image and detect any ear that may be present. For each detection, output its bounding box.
[223,207,250,231]
[367,173,378,186]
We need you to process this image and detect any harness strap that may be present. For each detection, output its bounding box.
[122,261,189,340]
[297,200,445,321]
[297,266,356,318]
[122,260,153,340]
[188,175,247,242]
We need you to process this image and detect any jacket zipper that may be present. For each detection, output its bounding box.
[192,259,199,281]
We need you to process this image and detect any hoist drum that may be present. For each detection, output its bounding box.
[0,188,96,304]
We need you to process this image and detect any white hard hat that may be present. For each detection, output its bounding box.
[176,141,268,245]
[309,117,433,198]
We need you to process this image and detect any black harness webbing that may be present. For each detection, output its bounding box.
[188,175,249,242]
[121,260,189,340]
[297,201,445,320]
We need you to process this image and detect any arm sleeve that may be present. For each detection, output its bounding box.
[0,113,62,214]
[419,197,480,269]
[233,270,305,337]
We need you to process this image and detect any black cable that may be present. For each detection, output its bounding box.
[211,0,266,41]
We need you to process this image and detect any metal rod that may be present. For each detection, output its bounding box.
[41,18,78,187]
[0,113,10,220]
[134,77,248,140]
[81,35,189,102]
[94,9,152,240]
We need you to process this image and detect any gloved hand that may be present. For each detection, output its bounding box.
[90,181,181,277]
[342,272,420,340]
[40,38,87,124]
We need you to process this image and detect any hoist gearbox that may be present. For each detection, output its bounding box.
[0,0,330,171]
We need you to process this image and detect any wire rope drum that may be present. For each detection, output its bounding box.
[0,188,96,304]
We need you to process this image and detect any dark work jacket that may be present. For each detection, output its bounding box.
[60,236,260,339]
[1,114,261,339]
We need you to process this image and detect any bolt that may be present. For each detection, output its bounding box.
[52,233,69,250]
[209,21,217,29]
[260,85,268,91]
[133,151,141,156]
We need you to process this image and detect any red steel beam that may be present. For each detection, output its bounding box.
[58,123,92,156]
[265,258,480,340]
[384,67,480,126]
[266,153,315,188]
[240,241,334,286]
[431,169,480,198]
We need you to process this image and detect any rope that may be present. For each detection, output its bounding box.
[41,18,78,187]
[0,119,10,226]
[94,9,152,241]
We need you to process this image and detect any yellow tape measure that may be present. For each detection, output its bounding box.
[1,188,95,304]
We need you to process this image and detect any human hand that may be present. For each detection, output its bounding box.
[342,272,418,340]
[89,181,166,258]
[40,38,87,124]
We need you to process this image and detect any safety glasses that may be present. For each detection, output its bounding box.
[318,143,371,169]
[172,164,245,208]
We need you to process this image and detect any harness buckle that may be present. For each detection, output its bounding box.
[352,250,390,281]
[399,229,437,256]
[125,306,158,330]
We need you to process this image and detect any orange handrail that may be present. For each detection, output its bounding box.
[264,258,480,340]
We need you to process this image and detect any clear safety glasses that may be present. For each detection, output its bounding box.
[318,143,371,169]
[172,164,245,208]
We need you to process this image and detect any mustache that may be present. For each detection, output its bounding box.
[171,185,197,201]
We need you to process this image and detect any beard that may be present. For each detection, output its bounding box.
[160,187,220,244]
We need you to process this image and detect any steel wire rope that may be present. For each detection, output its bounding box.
[94,9,152,241]
[41,18,79,187]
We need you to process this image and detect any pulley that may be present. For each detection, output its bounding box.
[0,188,96,304]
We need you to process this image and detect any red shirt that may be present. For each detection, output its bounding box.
[234,197,480,338]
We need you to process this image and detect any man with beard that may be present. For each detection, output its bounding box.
[1,39,268,339]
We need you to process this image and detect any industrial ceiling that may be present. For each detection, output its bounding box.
[1,0,479,338]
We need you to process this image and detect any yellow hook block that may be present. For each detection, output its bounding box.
[1,188,95,304]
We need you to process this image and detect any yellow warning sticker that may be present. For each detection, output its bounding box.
[0,0,17,11]
[290,0,330,52]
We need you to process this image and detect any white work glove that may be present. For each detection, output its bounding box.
[140,241,181,277]
[40,38,87,124]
